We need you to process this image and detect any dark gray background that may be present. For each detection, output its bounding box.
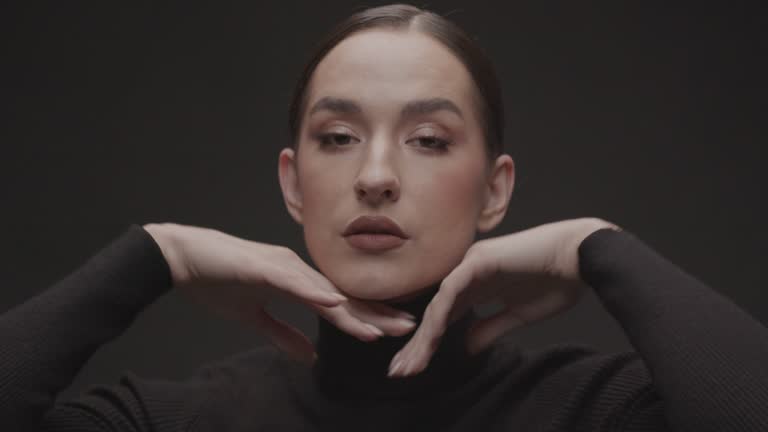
[1,2,765,398]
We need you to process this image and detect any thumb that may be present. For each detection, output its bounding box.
[252,310,317,365]
[465,306,525,355]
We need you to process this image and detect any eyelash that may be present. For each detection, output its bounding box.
[315,133,451,152]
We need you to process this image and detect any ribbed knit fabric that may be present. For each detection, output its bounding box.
[1,224,766,431]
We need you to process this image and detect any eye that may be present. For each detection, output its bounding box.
[316,132,358,147]
[408,135,451,151]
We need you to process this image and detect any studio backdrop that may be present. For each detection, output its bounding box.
[1,1,765,399]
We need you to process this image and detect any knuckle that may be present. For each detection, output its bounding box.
[466,240,489,263]
[313,306,338,323]
[465,241,482,258]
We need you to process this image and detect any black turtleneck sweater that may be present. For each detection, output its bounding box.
[1,224,768,431]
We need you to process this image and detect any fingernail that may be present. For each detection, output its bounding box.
[397,311,417,320]
[391,350,402,366]
[331,293,348,302]
[388,360,402,377]
[398,318,416,328]
[365,323,384,336]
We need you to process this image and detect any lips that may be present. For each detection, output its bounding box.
[342,215,409,253]
[343,215,408,238]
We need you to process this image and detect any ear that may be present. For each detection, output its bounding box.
[476,154,515,233]
[278,147,304,225]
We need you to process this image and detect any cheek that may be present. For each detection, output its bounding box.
[300,177,334,218]
[413,164,484,255]
[296,157,349,256]
[417,164,483,225]
[298,156,345,217]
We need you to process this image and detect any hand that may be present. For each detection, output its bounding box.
[387,217,622,378]
[143,222,417,365]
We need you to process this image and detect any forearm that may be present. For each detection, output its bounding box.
[0,224,173,429]
[578,228,768,431]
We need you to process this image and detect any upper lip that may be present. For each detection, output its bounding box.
[343,215,408,238]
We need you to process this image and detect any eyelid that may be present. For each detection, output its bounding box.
[325,124,354,133]
[411,125,450,140]
[412,122,449,134]
[321,123,362,138]
[407,130,452,151]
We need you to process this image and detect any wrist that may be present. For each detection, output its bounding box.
[567,218,621,282]
[143,223,184,287]
[580,217,620,236]
[570,218,621,248]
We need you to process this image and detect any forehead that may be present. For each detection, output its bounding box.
[305,29,477,114]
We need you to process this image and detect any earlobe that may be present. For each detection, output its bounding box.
[277,147,304,225]
[476,154,515,233]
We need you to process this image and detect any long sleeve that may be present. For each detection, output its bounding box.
[577,227,768,431]
[0,224,174,430]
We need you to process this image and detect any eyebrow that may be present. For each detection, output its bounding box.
[308,96,464,119]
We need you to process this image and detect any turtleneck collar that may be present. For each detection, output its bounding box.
[311,280,493,400]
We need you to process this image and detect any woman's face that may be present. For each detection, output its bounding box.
[279,29,514,302]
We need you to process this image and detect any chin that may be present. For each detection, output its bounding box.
[336,284,410,302]
[329,272,442,303]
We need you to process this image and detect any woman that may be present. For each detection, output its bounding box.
[2,3,767,431]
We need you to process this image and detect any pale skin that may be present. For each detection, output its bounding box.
[144,28,621,374]
[385,217,621,377]
[278,29,514,305]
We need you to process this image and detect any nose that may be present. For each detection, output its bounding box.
[353,138,400,205]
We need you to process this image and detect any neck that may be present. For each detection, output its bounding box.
[312,280,492,400]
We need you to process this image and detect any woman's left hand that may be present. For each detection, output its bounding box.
[387,217,622,378]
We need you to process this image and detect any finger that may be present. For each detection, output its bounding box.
[264,268,385,342]
[250,309,318,366]
[389,263,475,377]
[346,300,417,337]
[262,263,348,308]
[312,302,387,342]
[465,306,526,356]
[294,264,408,340]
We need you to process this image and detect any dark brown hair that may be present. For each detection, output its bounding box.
[287,3,504,163]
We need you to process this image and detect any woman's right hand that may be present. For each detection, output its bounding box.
[142,222,417,365]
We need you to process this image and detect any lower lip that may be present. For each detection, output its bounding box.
[344,233,406,252]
